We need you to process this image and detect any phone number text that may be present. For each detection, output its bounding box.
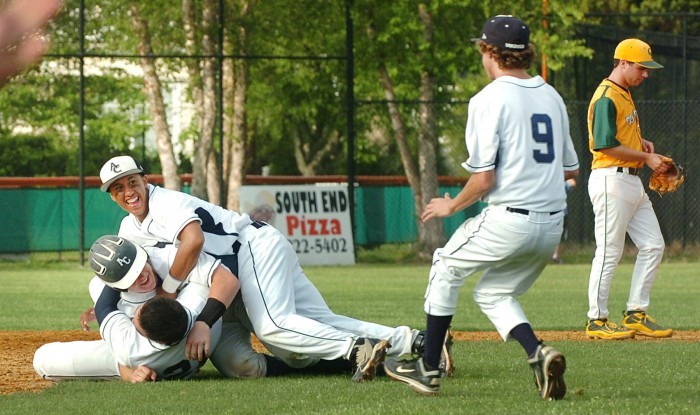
[290,238,349,254]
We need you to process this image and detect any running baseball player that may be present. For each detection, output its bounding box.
[585,38,673,340]
[383,16,578,400]
[98,155,448,382]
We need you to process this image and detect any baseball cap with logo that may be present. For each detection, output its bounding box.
[89,235,148,290]
[472,15,530,50]
[99,155,144,192]
[614,38,663,69]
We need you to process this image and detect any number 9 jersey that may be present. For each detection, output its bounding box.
[462,75,579,212]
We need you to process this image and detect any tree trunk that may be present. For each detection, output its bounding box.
[222,34,234,204]
[207,151,220,205]
[187,0,218,200]
[130,5,180,191]
[416,72,443,255]
[293,129,339,177]
[377,64,423,214]
[416,4,444,256]
[226,1,251,211]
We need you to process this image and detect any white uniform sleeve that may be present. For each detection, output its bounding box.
[147,185,202,244]
[144,244,220,289]
[88,276,107,304]
[462,90,500,173]
[99,311,138,367]
[558,97,580,171]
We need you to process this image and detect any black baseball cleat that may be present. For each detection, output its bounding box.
[383,356,441,396]
[411,329,455,378]
[350,337,390,382]
[527,343,567,400]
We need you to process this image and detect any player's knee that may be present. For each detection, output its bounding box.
[472,290,503,310]
[640,238,665,257]
[33,343,53,378]
[213,349,266,379]
[230,355,266,379]
[597,243,624,262]
[254,320,286,341]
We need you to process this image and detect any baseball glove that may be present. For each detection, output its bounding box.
[649,156,686,197]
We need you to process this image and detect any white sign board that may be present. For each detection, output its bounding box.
[239,184,356,265]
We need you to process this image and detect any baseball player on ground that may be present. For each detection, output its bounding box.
[34,235,276,380]
[34,235,231,382]
[383,15,578,400]
[585,38,673,340]
[98,155,449,382]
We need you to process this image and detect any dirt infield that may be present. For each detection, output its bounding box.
[4,330,699,396]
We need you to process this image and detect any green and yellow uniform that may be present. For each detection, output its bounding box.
[587,78,644,169]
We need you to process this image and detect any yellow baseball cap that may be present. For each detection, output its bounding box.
[614,38,663,69]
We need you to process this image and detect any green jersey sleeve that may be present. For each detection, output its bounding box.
[591,97,620,150]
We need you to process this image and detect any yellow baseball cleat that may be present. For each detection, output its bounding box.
[585,319,635,340]
[622,311,673,338]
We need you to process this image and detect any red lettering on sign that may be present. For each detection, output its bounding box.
[286,215,343,236]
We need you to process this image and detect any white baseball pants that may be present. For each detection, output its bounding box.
[587,167,664,320]
[235,223,415,367]
[424,205,564,341]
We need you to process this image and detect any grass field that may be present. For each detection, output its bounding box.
[1,255,699,414]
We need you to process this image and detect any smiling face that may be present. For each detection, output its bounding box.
[128,261,158,293]
[108,173,150,222]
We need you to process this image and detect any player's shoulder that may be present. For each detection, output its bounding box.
[148,184,187,205]
[596,79,630,100]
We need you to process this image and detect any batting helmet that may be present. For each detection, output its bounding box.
[89,235,148,290]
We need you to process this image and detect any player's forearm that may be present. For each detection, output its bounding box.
[209,265,240,308]
[118,364,136,382]
[119,364,157,383]
[451,171,495,212]
[163,222,205,293]
[598,145,652,165]
[193,266,239,333]
[564,169,579,181]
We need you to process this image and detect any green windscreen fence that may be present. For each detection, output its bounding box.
[0,188,124,252]
[0,185,483,252]
[354,185,484,245]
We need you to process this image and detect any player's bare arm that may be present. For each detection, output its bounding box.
[0,0,62,87]
[79,306,96,332]
[564,169,579,181]
[599,146,669,173]
[421,170,495,223]
[160,221,205,295]
[641,138,655,153]
[186,264,240,361]
[119,364,157,383]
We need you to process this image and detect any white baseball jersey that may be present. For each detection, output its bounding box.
[117,185,416,366]
[34,245,230,382]
[424,75,579,341]
[463,75,579,212]
[98,282,222,380]
[119,184,252,273]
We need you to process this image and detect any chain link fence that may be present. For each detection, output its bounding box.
[2,4,699,253]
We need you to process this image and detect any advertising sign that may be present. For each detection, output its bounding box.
[239,184,355,265]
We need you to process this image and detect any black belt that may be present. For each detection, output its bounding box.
[616,167,640,176]
[506,207,561,216]
[231,221,268,253]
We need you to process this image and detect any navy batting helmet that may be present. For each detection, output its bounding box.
[89,235,148,290]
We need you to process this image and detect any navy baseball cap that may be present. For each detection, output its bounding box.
[472,15,530,50]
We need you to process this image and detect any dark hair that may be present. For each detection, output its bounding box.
[138,297,188,346]
[478,41,536,70]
